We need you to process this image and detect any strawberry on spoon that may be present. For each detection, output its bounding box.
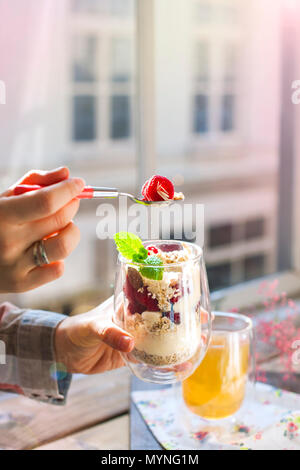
[142,175,184,202]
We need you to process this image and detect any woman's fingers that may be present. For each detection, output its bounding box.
[90,321,134,353]
[19,167,70,186]
[26,198,80,246]
[4,167,70,197]
[21,261,65,292]
[22,222,80,272]
[42,222,80,264]
[0,177,85,223]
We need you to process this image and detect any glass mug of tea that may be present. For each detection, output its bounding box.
[182,312,254,420]
[114,240,212,384]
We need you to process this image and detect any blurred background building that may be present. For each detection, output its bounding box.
[0,0,292,314]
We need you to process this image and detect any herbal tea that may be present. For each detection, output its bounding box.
[182,325,250,420]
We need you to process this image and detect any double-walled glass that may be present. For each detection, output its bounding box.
[114,240,212,384]
[182,312,254,420]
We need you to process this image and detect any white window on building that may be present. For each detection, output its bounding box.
[72,35,98,83]
[194,41,210,134]
[70,22,135,144]
[110,38,133,139]
[72,35,98,142]
[221,43,237,132]
[193,0,240,138]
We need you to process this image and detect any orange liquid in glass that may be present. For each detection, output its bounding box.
[182,335,249,419]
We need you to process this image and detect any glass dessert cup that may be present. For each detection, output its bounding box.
[114,240,212,385]
[182,312,254,421]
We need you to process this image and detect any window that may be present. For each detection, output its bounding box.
[244,255,265,281]
[193,41,210,134]
[111,38,132,83]
[245,218,265,240]
[109,38,133,139]
[209,223,233,248]
[73,95,97,141]
[221,94,235,131]
[70,13,135,145]
[221,42,237,132]
[207,263,232,290]
[194,95,209,134]
[207,255,267,291]
[208,218,266,249]
[110,95,130,139]
[72,36,98,82]
[192,1,240,137]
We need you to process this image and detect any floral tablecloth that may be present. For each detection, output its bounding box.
[132,383,300,450]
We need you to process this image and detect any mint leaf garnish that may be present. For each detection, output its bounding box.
[113,232,147,261]
[139,247,148,258]
[114,233,164,280]
[140,255,164,281]
[132,253,145,263]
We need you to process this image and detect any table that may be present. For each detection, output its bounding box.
[0,368,131,450]
[130,359,300,450]
[0,357,298,450]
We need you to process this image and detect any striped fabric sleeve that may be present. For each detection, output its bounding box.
[0,302,72,405]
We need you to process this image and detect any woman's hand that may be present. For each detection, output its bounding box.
[0,167,85,293]
[54,300,134,374]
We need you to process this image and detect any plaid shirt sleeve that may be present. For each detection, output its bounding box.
[0,302,72,405]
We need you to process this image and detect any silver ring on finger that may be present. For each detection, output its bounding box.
[38,240,50,265]
[33,240,50,267]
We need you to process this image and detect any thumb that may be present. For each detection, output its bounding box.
[91,321,134,353]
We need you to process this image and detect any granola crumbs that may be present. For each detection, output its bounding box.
[156,249,190,265]
[149,316,172,333]
[141,276,177,311]
[173,192,185,201]
[127,313,176,334]
[126,313,143,330]
[132,348,193,367]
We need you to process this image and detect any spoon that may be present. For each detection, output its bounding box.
[14,184,178,206]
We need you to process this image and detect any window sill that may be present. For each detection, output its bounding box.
[210,270,300,312]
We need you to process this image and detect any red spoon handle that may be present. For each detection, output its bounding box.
[13,184,94,199]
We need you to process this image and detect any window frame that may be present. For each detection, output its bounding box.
[190,0,244,150]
